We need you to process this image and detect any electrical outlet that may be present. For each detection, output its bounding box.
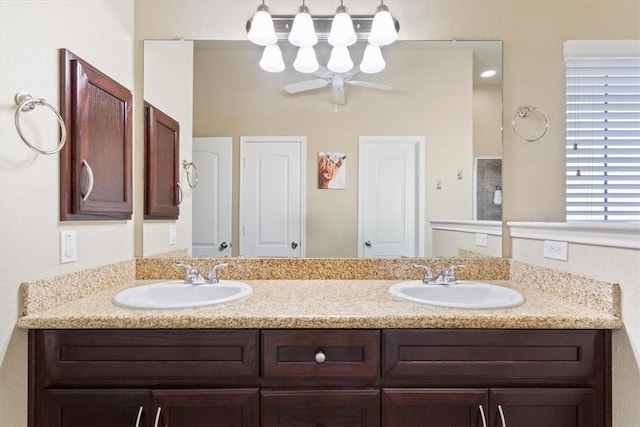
[475,233,488,247]
[169,225,177,245]
[543,240,568,261]
[60,230,77,263]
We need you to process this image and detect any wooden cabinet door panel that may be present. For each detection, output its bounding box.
[60,49,132,220]
[490,388,596,427]
[152,389,259,427]
[145,102,180,219]
[382,388,488,427]
[261,389,380,427]
[44,389,148,427]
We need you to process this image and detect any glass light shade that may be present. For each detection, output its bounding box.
[328,11,357,47]
[288,10,317,47]
[368,8,397,46]
[294,46,320,73]
[259,44,285,73]
[248,9,277,46]
[360,44,386,74]
[327,46,354,73]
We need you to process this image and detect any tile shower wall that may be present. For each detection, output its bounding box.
[476,158,502,221]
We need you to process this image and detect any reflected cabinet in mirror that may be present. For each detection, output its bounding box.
[143,40,502,258]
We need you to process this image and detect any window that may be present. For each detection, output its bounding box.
[564,41,640,222]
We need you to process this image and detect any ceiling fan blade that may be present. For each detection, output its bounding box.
[346,80,392,91]
[284,79,329,94]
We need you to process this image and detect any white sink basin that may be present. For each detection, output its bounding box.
[113,280,252,309]
[389,280,524,309]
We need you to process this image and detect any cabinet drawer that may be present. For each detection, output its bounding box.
[262,330,380,380]
[34,329,259,386]
[383,329,601,386]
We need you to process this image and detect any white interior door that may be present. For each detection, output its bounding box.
[192,137,232,257]
[358,136,425,257]
[240,136,306,257]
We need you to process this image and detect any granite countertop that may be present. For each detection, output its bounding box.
[16,279,622,330]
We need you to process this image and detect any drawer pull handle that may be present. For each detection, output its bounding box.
[498,404,507,427]
[314,350,326,364]
[478,405,487,427]
[153,407,162,427]
[135,406,143,427]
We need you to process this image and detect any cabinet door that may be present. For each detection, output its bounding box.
[382,388,489,427]
[44,389,149,427]
[151,389,259,427]
[60,49,133,220]
[144,102,180,219]
[490,388,596,427]
[261,389,380,427]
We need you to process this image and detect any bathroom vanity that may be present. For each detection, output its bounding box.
[19,259,620,427]
[30,328,609,427]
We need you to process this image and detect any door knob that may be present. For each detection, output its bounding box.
[219,241,228,250]
[291,241,299,249]
[365,240,372,247]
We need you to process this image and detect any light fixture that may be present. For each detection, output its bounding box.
[327,46,354,73]
[368,1,398,46]
[247,1,277,46]
[246,1,400,75]
[288,1,318,47]
[360,44,386,74]
[492,185,503,206]
[259,44,285,73]
[328,2,357,47]
[481,69,497,78]
[294,46,320,73]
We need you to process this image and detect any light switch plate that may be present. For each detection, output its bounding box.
[169,225,177,245]
[475,233,488,247]
[60,230,76,263]
[543,240,568,261]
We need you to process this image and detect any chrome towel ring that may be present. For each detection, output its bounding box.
[512,105,549,143]
[14,92,67,155]
[182,160,199,188]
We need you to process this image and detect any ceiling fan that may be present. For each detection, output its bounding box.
[284,66,392,105]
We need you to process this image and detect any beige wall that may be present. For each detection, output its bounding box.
[192,43,474,257]
[0,1,134,425]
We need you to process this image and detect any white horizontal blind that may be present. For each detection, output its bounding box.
[565,41,640,222]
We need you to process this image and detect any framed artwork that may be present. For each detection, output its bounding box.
[318,152,346,189]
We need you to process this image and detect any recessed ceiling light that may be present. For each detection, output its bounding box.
[481,69,496,78]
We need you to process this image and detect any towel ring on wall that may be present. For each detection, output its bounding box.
[512,105,549,143]
[182,160,199,188]
[14,92,67,155]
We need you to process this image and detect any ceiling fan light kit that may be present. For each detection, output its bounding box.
[247,1,399,104]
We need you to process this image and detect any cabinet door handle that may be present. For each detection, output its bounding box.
[314,350,326,364]
[81,159,94,201]
[478,405,487,427]
[135,406,143,427]
[498,404,507,427]
[153,407,162,427]
[176,182,183,206]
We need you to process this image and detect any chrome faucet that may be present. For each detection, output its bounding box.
[207,263,228,284]
[413,264,434,284]
[434,264,465,285]
[175,263,206,284]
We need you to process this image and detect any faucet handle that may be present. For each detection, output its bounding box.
[208,263,229,284]
[446,264,466,283]
[175,263,202,284]
[413,264,434,284]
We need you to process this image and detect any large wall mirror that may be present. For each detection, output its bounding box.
[143,39,503,258]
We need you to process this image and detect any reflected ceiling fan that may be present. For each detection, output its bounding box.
[284,66,392,105]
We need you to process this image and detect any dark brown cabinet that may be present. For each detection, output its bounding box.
[29,328,611,427]
[59,49,133,220]
[144,102,181,219]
